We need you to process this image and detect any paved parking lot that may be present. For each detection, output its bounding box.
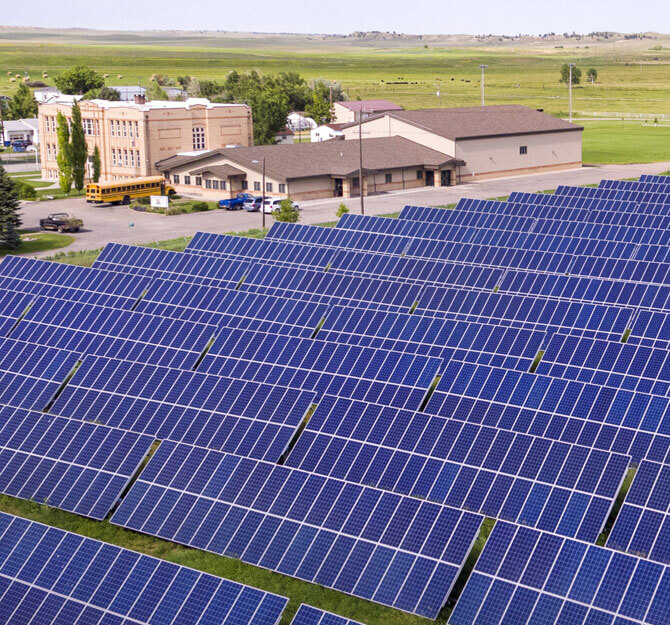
[18,160,670,258]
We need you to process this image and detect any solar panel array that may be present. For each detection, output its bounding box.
[1,172,670,623]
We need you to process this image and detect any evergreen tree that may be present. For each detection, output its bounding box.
[0,165,22,250]
[56,112,72,195]
[92,145,101,183]
[273,198,299,223]
[8,83,38,119]
[70,102,88,192]
[336,202,349,219]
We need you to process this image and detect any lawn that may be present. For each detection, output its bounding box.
[0,231,74,257]
[581,121,670,163]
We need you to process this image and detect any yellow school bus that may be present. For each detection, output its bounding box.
[86,177,176,205]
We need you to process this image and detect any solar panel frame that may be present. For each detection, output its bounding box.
[289,604,365,625]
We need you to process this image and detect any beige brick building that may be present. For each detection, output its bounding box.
[38,96,252,183]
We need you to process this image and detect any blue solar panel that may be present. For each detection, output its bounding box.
[507,190,640,211]
[0,255,150,309]
[607,460,670,565]
[0,338,80,411]
[93,242,250,288]
[137,278,328,336]
[185,231,268,258]
[600,179,670,193]
[0,511,289,624]
[0,403,154,518]
[449,520,669,625]
[285,395,629,541]
[537,332,670,396]
[555,184,670,208]
[112,439,484,619]
[198,327,443,410]
[290,605,364,625]
[0,289,33,336]
[240,264,422,314]
[317,305,545,371]
[9,296,217,369]
[425,359,670,464]
[628,310,670,349]
[415,285,633,340]
[51,354,316,462]
[640,174,670,185]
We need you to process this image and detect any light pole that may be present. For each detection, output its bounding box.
[568,63,575,123]
[252,157,266,229]
[358,111,364,215]
[479,64,488,106]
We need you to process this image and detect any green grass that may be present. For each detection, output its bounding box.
[596,466,637,547]
[1,231,74,257]
[582,121,670,163]
[0,495,438,625]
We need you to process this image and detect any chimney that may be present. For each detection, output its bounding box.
[134,94,146,105]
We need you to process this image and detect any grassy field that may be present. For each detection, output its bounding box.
[581,120,670,163]
[0,231,74,257]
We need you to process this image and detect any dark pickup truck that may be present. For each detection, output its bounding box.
[39,213,84,233]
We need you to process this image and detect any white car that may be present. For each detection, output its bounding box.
[262,198,300,214]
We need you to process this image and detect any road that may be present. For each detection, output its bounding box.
[18,161,670,258]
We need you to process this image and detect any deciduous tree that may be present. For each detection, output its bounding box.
[70,102,88,191]
[559,63,582,85]
[55,65,105,95]
[273,198,299,223]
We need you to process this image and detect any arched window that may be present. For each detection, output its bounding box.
[192,126,206,150]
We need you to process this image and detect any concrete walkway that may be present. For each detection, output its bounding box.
[16,161,670,258]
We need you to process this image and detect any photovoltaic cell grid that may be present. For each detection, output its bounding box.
[414,285,634,340]
[400,202,590,222]
[198,327,443,410]
[51,355,316,463]
[0,289,33,336]
[640,174,670,185]
[93,242,250,289]
[599,179,670,193]
[554,184,670,208]
[0,404,154,519]
[111,439,484,619]
[506,191,640,211]
[628,310,670,349]
[0,255,150,310]
[290,605,364,625]
[536,332,670,396]
[137,278,328,337]
[425,359,670,464]
[285,395,630,541]
[9,296,217,370]
[0,338,80,411]
[317,305,545,371]
[449,520,669,625]
[608,460,670,566]
[0,512,288,625]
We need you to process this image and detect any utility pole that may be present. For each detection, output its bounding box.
[568,63,575,123]
[358,110,364,215]
[479,64,488,106]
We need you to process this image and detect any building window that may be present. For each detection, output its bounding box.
[520,145,528,155]
[205,179,212,189]
[130,151,135,167]
[221,180,227,190]
[192,126,206,150]
[173,174,180,184]
[184,175,191,185]
[124,150,129,167]
[46,144,52,160]
[254,181,261,191]
[212,180,219,190]
[241,180,248,190]
[385,173,392,184]
[95,120,100,136]
[417,170,423,179]
[134,121,139,138]
[195,176,202,186]
[110,121,115,137]
[83,119,93,135]
[111,149,116,166]
[122,121,127,137]
[278,183,286,193]
[135,150,140,167]
[266,182,273,192]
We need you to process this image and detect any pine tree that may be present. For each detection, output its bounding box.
[8,83,38,120]
[273,198,300,223]
[70,102,88,192]
[0,165,22,250]
[92,145,101,183]
[56,112,72,194]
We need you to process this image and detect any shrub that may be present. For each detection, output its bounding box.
[336,202,349,218]
[15,181,37,200]
[191,201,210,212]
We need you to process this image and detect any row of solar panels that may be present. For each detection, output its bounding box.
[0,510,363,625]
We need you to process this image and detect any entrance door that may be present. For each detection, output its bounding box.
[334,179,343,197]
[425,171,434,186]
[441,170,452,186]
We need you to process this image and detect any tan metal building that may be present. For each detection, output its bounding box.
[155,136,464,201]
[38,96,252,183]
[340,105,583,181]
[332,100,404,123]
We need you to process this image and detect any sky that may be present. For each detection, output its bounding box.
[4,0,669,35]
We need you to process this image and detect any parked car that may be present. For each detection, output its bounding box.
[262,198,300,214]
[242,196,264,212]
[39,213,83,233]
[218,193,255,210]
